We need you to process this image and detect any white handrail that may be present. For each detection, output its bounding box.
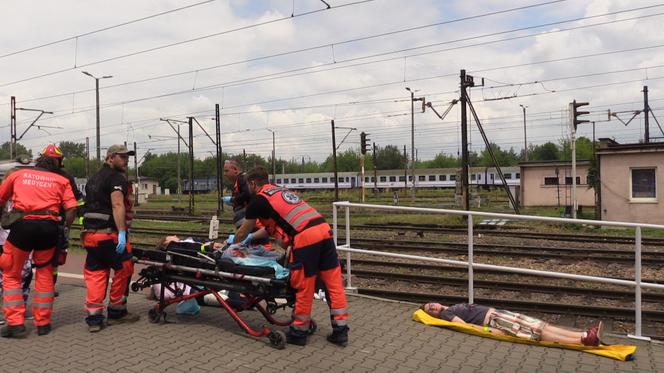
[332,201,662,341]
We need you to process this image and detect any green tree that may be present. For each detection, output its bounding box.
[374,145,406,170]
[529,142,560,161]
[320,149,361,172]
[58,141,86,158]
[477,143,520,167]
[63,157,87,178]
[421,152,458,168]
[0,142,32,160]
[560,136,594,161]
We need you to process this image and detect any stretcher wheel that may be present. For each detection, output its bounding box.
[130,282,140,292]
[307,320,317,335]
[148,308,163,323]
[268,330,286,350]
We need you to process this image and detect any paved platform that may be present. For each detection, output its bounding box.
[0,281,662,373]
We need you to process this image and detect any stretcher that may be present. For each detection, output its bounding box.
[131,245,315,349]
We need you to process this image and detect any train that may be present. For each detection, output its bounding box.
[184,166,521,192]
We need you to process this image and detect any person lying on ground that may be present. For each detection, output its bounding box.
[421,302,603,346]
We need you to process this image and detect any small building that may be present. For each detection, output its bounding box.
[519,160,594,208]
[597,139,664,224]
[129,176,162,203]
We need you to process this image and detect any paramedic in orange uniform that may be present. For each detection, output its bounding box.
[81,144,139,332]
[234,166,349,346]
[0,147,77,338]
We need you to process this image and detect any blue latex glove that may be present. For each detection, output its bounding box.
[223,196,232,205]
[241,233,253,245]
[116,230,127,254]
[227,234,235,244]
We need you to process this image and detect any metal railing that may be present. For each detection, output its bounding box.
[332,201,664,341]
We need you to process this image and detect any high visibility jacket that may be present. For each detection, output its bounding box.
[256,184,324,239]
[0,167,77,221]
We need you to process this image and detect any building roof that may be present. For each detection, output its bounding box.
[596,138,664,154]
[519,160,590,168]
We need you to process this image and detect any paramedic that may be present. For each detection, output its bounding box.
[81,144,138,332]
[0,151,77,337]
[421,302,603,346]
[234,166,349,347]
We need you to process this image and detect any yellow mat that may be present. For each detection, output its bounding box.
[412,309,636,361]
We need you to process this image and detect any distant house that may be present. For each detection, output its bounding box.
[597,139,664,224]
[519,160,594,208]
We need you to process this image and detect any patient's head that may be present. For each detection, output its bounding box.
[157,235,180,249]
[421,303,447,318]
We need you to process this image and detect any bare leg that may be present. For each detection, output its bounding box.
[540,323,584,344]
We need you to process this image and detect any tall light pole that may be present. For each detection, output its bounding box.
[266,128,276,183]
[520,104,528,161]
[82,71,113,161]
[406,87,424,202]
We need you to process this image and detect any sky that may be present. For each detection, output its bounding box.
[0,0,662,164]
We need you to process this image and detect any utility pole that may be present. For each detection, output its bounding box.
[10,96,15,159]
[242,149,247,170]
[85,137,90,178]
[82,71,113,161]
[331,120,339,201]
[267,129,276,183]
[372,142,378,192]
[460,70,470,211]
[188,117,194,214]
[405,87,424,202]
[520,104,528,161]
[644,86,650,143]
[134,142,139,206]
[215,104,223,214]
[403,145,407,189]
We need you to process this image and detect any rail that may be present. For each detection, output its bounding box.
[332,201,664,341]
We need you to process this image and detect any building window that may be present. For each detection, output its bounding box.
[419,175,426,181]
[544,177,559,185]
[565,177,581,185]
[389,176,396,182]
[504,173,512,179]
[439,175,446,181]
[631,168,656,200]
[429,175,436,181]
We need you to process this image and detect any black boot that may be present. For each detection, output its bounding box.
[1,324,28,339]
[327,326,349,347]
[37,324,52,336]
[286,327,308,346]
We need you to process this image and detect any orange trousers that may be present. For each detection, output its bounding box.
[0,241,55,327]
[82,232,134,324]
[289,223,348,332]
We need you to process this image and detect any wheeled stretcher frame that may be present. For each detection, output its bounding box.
[130,248,315,349]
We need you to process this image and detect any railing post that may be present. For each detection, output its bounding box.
[468,213,474,304]
[332,203,338,246]
[628,226,650,341]
[344,205,356,292]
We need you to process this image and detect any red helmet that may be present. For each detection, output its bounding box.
[41,144,63,159]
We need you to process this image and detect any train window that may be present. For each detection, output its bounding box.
[418,175,426,181]
[338,177,344,182]
[471,174,476,181]
[504,173,512,179]
[516,173,521,179]
[380,176,387,182]
[291,178,296,183]
[544,177,559,185]
[408,176,413,181]
[399,176,405,182]
[390,176,397,182]
[365,177,369,183]
[565,177,581,185]
[298,178,304,183]
[322,177,328,183]
[306,178,311,183]
[490,174,494,180]
[439,175,446,181]
[276,179,282,184]
[313,178,319,183]
[346,177,350,182]
[450,175,456,181]
[428,175,436,181]
[631,168,656,199]
[370,177,375,182]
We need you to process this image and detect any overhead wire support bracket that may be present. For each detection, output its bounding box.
[334,126,357,150]
[15,108,54,141]
[426,99,458,121]
[160,118,190,148]
[192,117,216,146]
[608,109,642,126]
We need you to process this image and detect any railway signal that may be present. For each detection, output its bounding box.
[360,131,370,154]
[570,100,590,130]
